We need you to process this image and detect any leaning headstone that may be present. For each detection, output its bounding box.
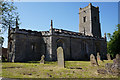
[110,54,120,76]
[40,55,45,64]
[90,54,98,66]
[97,52,101,61]
[107,54,111,60]
[57,47,64,68]
[98,54,120,76]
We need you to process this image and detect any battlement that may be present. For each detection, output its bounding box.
[10,28,42,36]
[52,28,105,40]
[53,28,82,36]
[79,3,99,13]
[7,3,107,62]
[9,27,105,40]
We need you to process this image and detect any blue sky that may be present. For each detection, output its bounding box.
[2,2,118,48]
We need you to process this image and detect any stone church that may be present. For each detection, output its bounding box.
[7,3,107,62]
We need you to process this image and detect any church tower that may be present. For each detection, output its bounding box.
[79,3,101,37]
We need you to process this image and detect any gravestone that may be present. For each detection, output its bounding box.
[40,55,45,64]
[111,54,120,76]
[107,54,120,76]
[113,54,120,65]
[97,52,101,61]
[105,63,113,74]
[90,54,98,66]
[98,54,120,76]
[107,54,111,60]
[116,54,120,59]
[57,47,64,68]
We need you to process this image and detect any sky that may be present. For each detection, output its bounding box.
[118,2,120,24]
[2,2,119,48]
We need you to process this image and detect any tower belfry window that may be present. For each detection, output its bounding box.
[83,16,86,23]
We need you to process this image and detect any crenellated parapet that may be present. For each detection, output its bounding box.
[9,27,106,41]
[79,3,99,13]
[53,28,82,35]
[7,3,107,62]
[51,28,105,40]
[9,28,42,36]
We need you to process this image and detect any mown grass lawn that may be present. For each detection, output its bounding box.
[2,60,118,78]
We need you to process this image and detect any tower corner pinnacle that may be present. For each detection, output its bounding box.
[50,20,53,29]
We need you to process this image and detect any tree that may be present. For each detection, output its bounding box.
[1,1,19,32]
[0,1,19,46]
[107,33,111,41]
[107,24,120,57]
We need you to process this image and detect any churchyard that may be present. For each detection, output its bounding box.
[2,60,118,78]
[1,47,120,78]
[2,48,120,78]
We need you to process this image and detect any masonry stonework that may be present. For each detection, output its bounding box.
[7,3,107,62]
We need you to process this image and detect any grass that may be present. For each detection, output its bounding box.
[2,60,118,78]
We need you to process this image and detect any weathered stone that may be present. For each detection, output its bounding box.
[116,54,120,59]
[97,52,101,61]
[57,47,64,68]
[111,64,120,76]
[100,54,120,76]
[105,63,113,70]
[107,54,111,60]
[40,55,45,64]
[111,54,120,76]
[7,3,107,62]
[90,54,98,66]
[79,3,101,37]
[105,63,113,74]
[113,54,120,64]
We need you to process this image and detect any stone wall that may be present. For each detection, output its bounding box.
[50,28,107,61]
[7,26,107,62]
[8,28,45,62]
[79,3,101,37]
[79,4,92,36]
[91,5,101,37]
[52,35,71,61]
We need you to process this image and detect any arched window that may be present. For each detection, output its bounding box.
[57,39,63,48]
